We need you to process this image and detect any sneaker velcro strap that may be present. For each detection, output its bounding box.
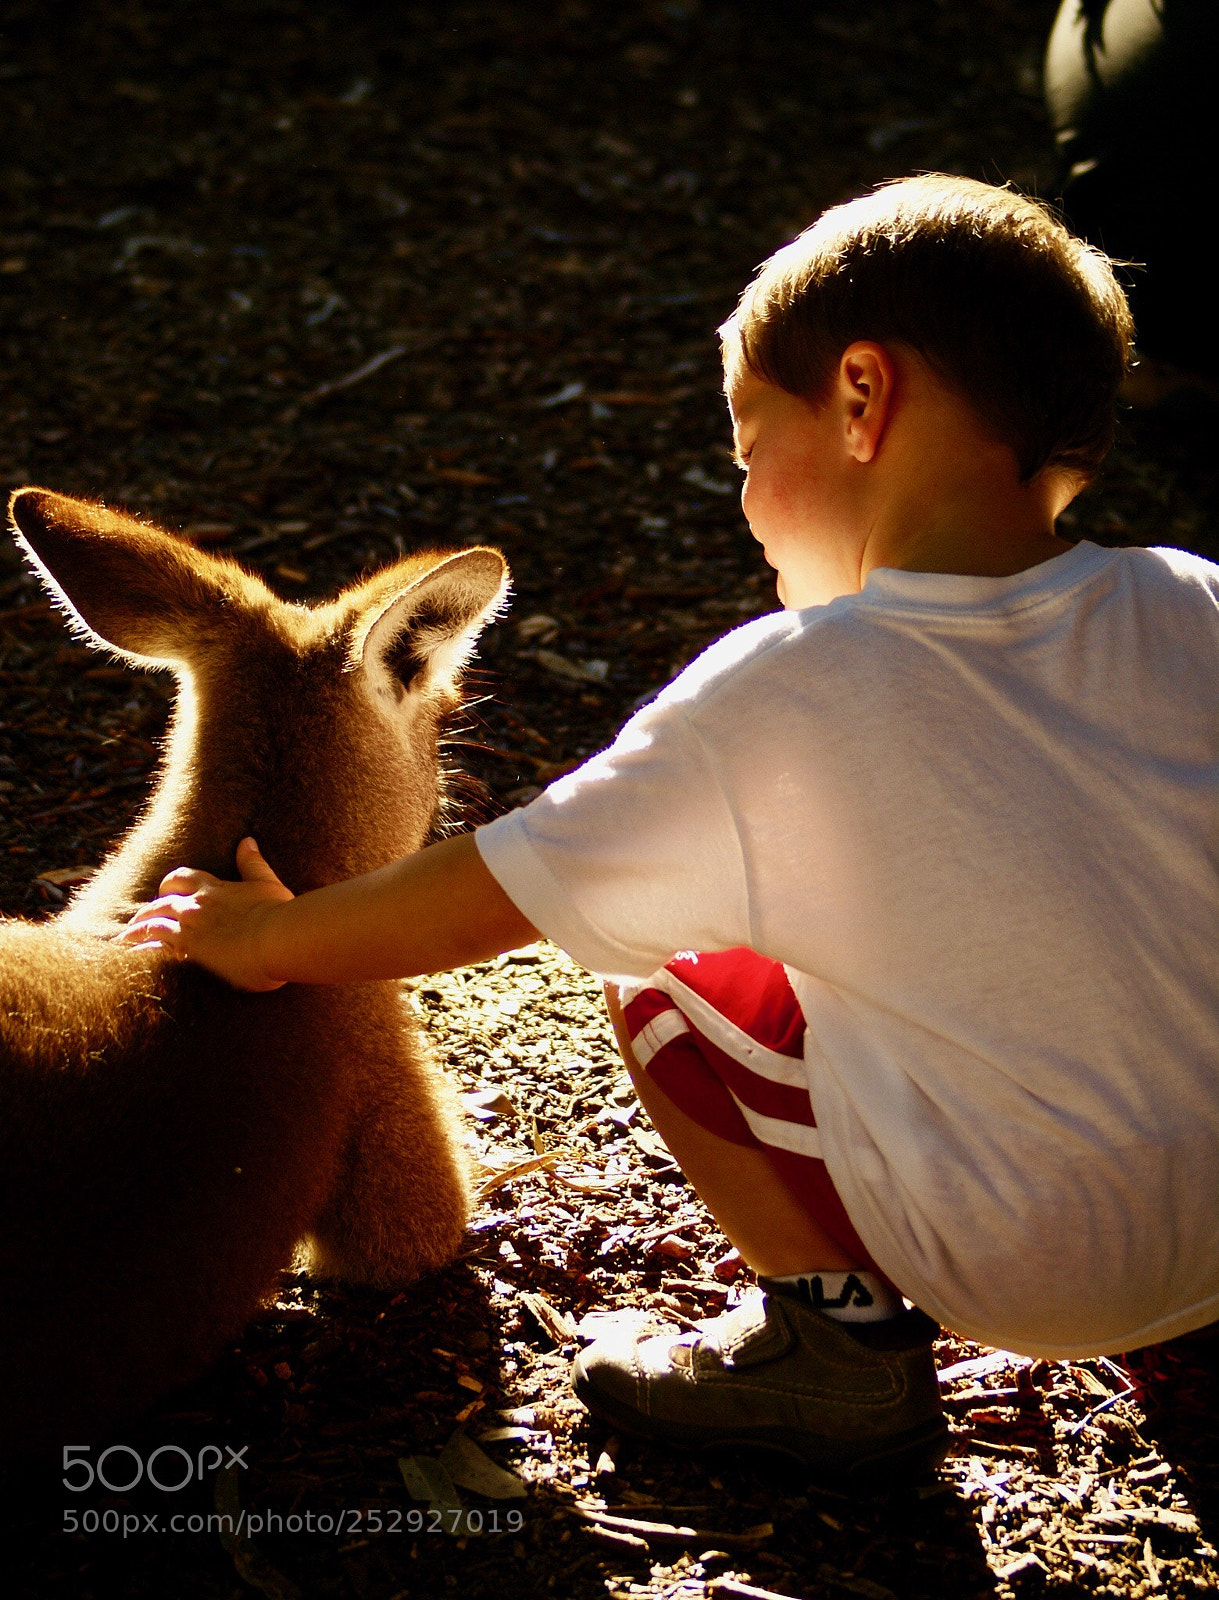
[700,1292,795,1370]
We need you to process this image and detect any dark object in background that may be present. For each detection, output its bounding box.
[1045,0,1219,371]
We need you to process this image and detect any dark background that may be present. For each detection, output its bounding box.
[4,0,1214,917]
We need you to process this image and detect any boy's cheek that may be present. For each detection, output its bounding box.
[741,475,780,536]
[748,463,809,519]
[745,493,798,555]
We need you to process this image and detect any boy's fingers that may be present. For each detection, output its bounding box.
[118,902,179,932]
[115,915,182,949]
[158,866,215,896]
[119,892,198,940]
[119,902,170,937]
[236,837,290,891]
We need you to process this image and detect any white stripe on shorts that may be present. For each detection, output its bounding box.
[630,1007,691,1069]
[728,1094,823,1159]
[628,995,823,1160]
[648,969,811,1089]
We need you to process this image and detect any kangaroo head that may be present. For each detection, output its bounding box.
[8,489,509,896]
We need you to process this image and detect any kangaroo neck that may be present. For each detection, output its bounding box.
[62,690,263,934]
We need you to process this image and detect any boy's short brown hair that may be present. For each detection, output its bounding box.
[723,174,1133,482]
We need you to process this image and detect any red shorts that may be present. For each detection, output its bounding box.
[621,948,878,1271]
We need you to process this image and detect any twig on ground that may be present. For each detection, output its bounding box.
[281,344,414,421]
[475,1149,572,1200]
[708,1578,803,1600]
[519,1290,577,1345]
[571,1505,773,1548]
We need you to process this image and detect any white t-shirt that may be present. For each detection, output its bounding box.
[477,542,1219,1357]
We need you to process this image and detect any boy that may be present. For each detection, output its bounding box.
[122,175,1219,1479]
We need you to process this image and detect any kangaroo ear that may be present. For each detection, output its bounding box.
[8,487,244,667]
[357,546,509,700]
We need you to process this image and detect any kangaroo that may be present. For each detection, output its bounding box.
[0,488,509,1465]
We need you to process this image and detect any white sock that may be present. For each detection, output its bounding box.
[766,1270,902,1323]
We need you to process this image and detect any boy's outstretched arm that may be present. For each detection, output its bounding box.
[119,833,538,992]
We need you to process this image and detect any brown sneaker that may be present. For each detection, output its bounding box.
[571,1289,948,1481]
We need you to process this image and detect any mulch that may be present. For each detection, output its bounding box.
[2,1,1217,1596]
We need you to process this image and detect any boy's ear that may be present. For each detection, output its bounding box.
[839,342,896,464]
[8,487,251,667]
[355,546,509,700]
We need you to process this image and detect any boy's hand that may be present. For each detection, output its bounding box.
[119,831,536,989]
[119,837,295,991]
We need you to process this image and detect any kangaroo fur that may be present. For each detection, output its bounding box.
[0,488,510,1464]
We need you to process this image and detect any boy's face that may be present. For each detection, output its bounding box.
[727,364,861,610]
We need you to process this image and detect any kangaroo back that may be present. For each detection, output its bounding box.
[0,489,509,1462]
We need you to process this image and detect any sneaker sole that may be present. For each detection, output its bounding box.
[572,1369,950,1483]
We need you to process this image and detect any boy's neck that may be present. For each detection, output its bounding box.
[857,352,1083,586]
[862,455,1079,584]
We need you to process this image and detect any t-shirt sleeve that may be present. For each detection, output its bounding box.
[475,700,752,980]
